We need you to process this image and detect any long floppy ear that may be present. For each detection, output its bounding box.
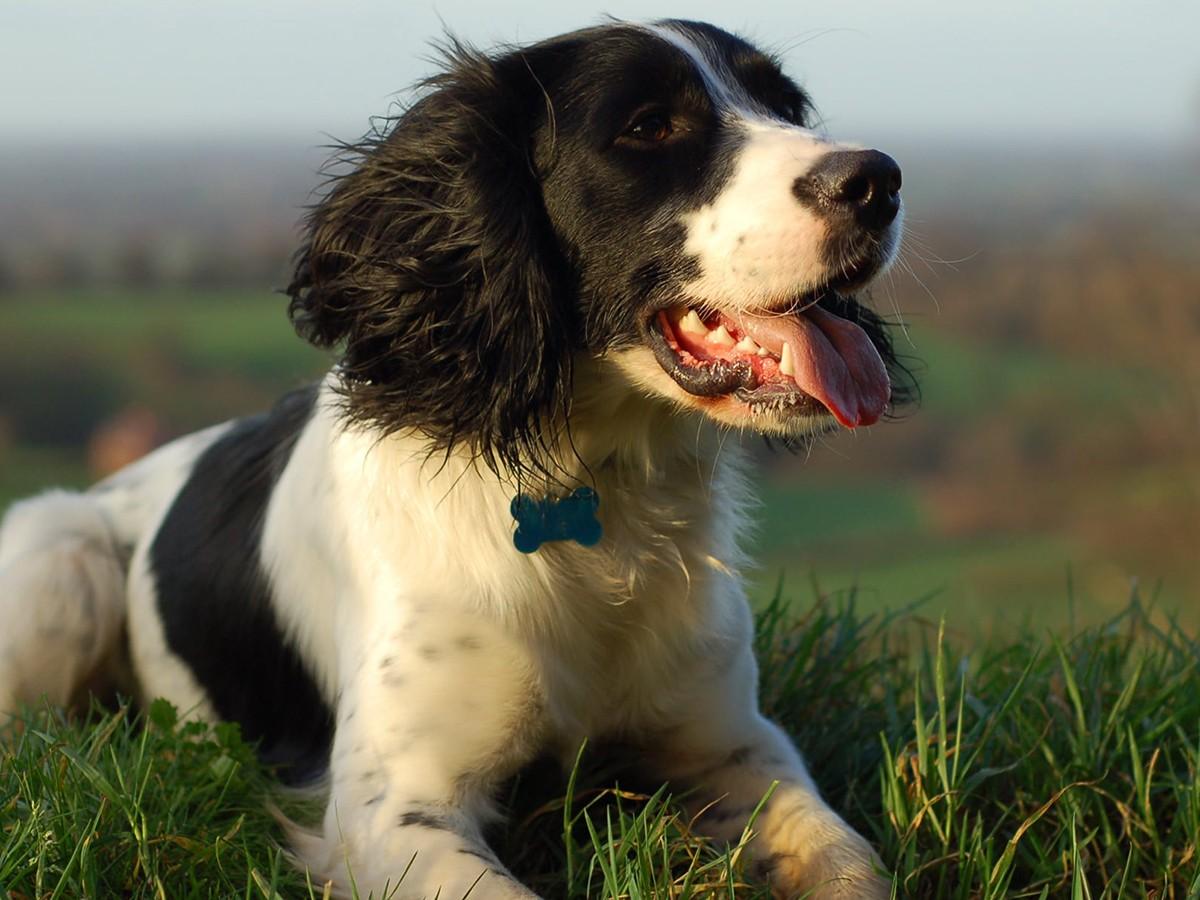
[287,40,573,479]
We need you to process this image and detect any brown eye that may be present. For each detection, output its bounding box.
[623,112,673,143]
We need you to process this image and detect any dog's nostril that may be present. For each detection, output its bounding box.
[838,175,873,205]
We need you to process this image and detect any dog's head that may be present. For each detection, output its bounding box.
[287,20,913,477]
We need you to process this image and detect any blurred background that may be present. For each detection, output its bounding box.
[2,1,1197,629]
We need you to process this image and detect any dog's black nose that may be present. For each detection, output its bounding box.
[793,149,902,232]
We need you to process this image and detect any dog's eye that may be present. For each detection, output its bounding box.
[621,112,674,144]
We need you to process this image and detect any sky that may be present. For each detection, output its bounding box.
[3,0,1199,149]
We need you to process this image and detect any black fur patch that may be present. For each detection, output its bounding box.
[398,810,450,830]
[149,385,333,783]
[458,846,500,864]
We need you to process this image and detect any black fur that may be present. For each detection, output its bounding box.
[150,385,333,782]
[398,810,451,830]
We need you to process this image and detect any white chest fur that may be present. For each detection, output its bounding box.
[260,375,757,749]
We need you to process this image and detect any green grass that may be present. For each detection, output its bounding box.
[0,290,328,453]
[0,700,309,898]
[0,447,91,510]
[896,326,1162,421]
[750,536,1089,632]
[3,585,1197,899]
[3,289,324,377]
[745,475,1097,630]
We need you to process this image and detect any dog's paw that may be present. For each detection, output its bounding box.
[753,811,890,899]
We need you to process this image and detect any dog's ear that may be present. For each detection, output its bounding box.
[287,40,573,479]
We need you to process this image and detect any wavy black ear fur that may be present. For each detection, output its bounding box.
[287,39,573,480]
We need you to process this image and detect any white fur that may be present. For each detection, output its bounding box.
[255,362,883,897]
[0,491,126,712]
[647,23,880,314]
[682,123,838,306]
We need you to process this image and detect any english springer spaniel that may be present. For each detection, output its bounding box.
[0,20,911,899]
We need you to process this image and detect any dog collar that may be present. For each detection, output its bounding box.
[510,487,602,553]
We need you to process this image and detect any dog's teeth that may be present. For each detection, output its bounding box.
[679,310,708,336]
[706,325,736,348]
[757,346,771,357]
[735,336,760,354]
[779,342,796,377]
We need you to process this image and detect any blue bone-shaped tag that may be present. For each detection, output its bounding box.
[511,487,602,553]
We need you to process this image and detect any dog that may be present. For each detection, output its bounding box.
[0,19,911,899]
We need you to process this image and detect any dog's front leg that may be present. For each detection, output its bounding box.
[298,605,544,900]
[646,645,890,900]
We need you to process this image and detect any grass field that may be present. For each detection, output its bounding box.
[2,588,1197,898]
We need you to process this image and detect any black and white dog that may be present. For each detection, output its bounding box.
[0,20,911,899]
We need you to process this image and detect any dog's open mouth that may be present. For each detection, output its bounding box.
[647,294,891,428]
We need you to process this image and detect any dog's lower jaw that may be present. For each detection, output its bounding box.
[602,344,840,440]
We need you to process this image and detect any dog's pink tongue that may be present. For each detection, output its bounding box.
[739,306,891,427]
